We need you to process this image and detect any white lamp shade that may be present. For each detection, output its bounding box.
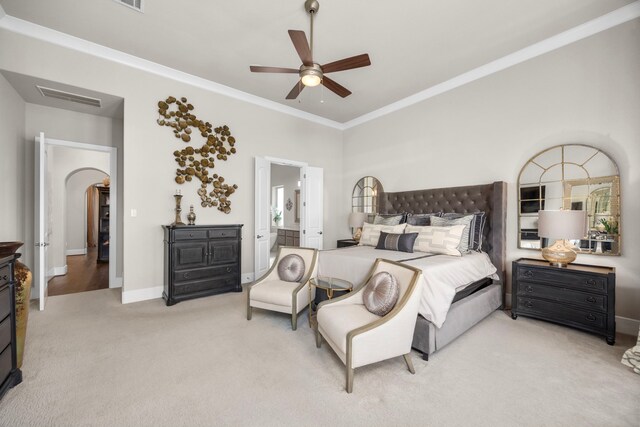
[348,212,367,228]
[538,210,587,240]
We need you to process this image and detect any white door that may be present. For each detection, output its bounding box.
[254,157,271,280]
[300,166,323,249]
[34,132,50,311]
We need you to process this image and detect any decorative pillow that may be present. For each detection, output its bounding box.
[405,224,466,256]
[359,223,407,247]
[277,254,305,282]
[441,212,486,251]
[373,213,405,225]
[406,212,442,226]
[363,271,400,316]
[430,215,474,253]
[375,232,418,253]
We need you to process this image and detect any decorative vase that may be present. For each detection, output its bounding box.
[187,205,196,225]
[0,241,31,368]
[595,222,606,233]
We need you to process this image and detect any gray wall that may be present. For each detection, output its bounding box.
[342,21,640,322]
[64,169,108,254]
[0,73,25,246]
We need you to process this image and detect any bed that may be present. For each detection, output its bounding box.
[319,181,507,360]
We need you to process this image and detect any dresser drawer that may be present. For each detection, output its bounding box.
[174,229,208,241]
[209,228,238,239]
[517,268,607,294]
[517,282,607,312]
[173,264,239,283]
[0,288,10,322]
[517,297,607,331]
[0,316,10,351]
[0,265,9,287]
[0,344,10,385]
[173,275,239,296]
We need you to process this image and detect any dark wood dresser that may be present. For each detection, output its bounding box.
[163,224,242,306]
[0,254,22,401]
[512,258,616,345]
[337,239,358,248]
[277,228,300,247]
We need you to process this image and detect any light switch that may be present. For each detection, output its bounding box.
[131,209,137,217]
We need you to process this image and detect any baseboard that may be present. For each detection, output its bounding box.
[121,285,163,304]
[66,248,87,256]
[242,273,254,284]
[504,293,639,336]
[48,265,67,277]
[616,316,640,336]
[110,276,123,288]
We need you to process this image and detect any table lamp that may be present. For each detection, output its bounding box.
[348,212,367,241]
[538,210,586,267]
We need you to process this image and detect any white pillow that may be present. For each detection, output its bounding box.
[405,224,466,256]
[359,223,407,247]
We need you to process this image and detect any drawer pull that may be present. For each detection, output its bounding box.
[183,272,190,279]
[586,296,597,303]
[586,314,597,322]
[585,279,597,287]
[525,285,533,293]
[189,233,194,237]
[523,270,534,279]
[226,267,231,273]
[524,301,533,308]
[1,275,6,281]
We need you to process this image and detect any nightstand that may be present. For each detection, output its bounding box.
[337,239,359,248]
[512,258,616,345]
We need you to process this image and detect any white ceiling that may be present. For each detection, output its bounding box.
[0,0,635,123]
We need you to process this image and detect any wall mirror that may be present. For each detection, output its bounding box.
[518,144,620,255]
[352,176,383,217]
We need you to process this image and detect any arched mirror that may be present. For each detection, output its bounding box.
[352,176,383,214]
[518,144,620,255]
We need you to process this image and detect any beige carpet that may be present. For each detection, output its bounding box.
[0,288,638,427]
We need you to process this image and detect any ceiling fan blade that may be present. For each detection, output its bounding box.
[286,81,305,100]
[250,66,299,73]
[288,30,313,66]
[322,76,352,98]
[321,54,371,74]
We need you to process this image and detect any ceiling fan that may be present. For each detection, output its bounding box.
[249,0,371,100]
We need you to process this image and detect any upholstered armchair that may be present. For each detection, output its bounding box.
[316,259,423,393]
[246,246,318,330]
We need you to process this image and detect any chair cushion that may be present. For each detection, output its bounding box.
[277,254,305,282]
[317,304,381,354]
[363,272,399,316]
[250,280,299,307]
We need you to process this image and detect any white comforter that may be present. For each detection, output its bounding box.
[317,246,498,328]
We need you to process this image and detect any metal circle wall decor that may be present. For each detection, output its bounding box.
[157,96,238,214]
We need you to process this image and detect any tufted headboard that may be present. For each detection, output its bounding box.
[378,181,507,283]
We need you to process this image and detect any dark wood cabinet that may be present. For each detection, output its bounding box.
[0,254,22,401]
[512,258,616,345]
[163,224,242,306]
[97,187,110,263]
[277,228,299,247]
[337,239,358,248]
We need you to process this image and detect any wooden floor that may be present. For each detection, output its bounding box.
[48,248,109,296]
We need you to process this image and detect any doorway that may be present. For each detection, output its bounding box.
[48,170,110,296]
[254,156,324,280]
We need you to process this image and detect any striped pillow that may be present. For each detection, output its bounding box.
[440,212,486,251]
[359,223,407,247]
[431,215,474,253]
[405,224,466,256]
[375,232,418,253]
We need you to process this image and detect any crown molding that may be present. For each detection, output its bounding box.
[0,15,345,130]
[343,1,640,130]
[1,2,638,132]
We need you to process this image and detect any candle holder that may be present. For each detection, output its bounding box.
[171,194,185,226]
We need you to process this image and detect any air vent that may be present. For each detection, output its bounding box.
[36,86,102,108]
[114,0,144,12]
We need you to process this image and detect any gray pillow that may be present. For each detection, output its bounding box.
[277,254,305,282]
[373,214,404,225]
[431,215,474,253]
[406,212,442,226]
[363,271,400,316]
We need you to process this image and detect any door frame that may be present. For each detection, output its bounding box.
[37,136,120,290]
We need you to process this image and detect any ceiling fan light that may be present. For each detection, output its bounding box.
[301,74,322,87]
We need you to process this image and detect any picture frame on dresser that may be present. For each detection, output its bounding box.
[511,258,616,345]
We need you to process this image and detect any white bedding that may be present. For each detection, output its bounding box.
[317,246,498,328]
